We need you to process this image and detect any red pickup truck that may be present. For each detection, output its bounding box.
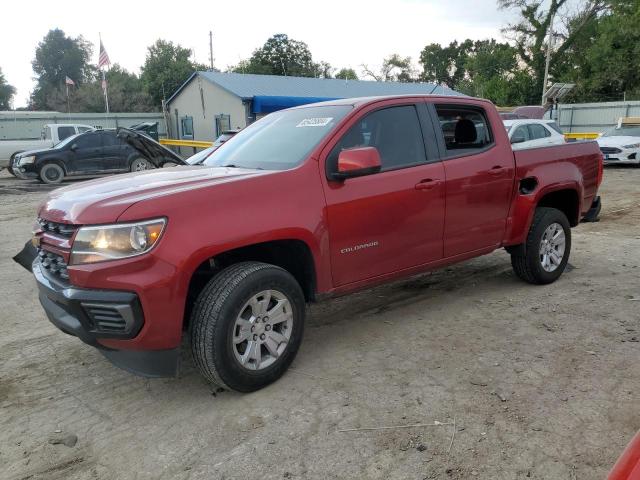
[18,95,603,392]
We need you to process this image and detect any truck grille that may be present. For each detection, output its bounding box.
[38,249,69,280]
[83,304,130,333]
[600,147,622,154]
[37,218,78,238]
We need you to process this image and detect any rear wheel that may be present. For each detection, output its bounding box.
[130,157,152,172]
[510,207,571,284]
[39,163,64,184]
[190,262,305,392]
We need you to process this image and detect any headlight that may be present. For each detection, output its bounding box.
[18,155,35,165]
[70,218,166,265]
[623,143,640,149]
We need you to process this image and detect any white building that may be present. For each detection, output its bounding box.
[165,71,461,141]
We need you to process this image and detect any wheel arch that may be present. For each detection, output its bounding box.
[503,183,581,246]
[182,238,319,331]
[535,188,581,227]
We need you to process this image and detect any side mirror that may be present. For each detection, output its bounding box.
[331,146,382,181]
[70,143,78,151]
[511,136,526,144]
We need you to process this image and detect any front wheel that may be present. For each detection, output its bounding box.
[510,207,571,285]
[190,262,306,392]
[39,163,65,184]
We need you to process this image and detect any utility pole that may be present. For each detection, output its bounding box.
[209,31,214,71]
[542,12,555,105]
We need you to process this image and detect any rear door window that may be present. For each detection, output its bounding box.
[434,105,493,156]
[75,133,101,149]
[528,123,550,140]
[545,122,563,135]
[102,132,121,146]
[512,126,530,142]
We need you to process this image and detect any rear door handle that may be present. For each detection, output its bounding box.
[415,179,441,191]
[488,165,507,176]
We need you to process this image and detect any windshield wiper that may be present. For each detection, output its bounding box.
[221,164,264,170]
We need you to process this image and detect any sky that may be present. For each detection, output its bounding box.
[0,0,515,108]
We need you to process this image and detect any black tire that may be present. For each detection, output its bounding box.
[510,207,571,285]
[190,261,306,392]
[130,157,153,172]
[38,163,65,184]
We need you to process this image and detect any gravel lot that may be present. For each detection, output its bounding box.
[0,167,638,480]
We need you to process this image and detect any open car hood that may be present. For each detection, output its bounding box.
[117,127,187,167]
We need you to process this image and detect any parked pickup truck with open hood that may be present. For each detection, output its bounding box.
[15,95,603,392]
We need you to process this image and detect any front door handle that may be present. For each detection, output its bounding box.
[415,179,441,191]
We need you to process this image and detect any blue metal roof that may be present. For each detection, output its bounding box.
[167,71,462,105]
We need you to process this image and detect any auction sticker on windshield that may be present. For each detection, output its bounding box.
[296,118,333,128]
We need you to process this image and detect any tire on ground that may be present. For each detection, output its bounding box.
[38,163,65,184]
[510,207,571,285]
[190,261,306,392]
[130,157,153,172]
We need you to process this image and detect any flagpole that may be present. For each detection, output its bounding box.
[66,84,70,115]
[102,68,110,114]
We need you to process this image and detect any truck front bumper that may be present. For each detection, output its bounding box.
[32,258,180,377]
[13,166,38,180]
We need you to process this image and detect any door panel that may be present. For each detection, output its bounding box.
[322,102,445,287]
[431,104,515,257]
[441,150,514,256]
[69,132,103,174]
[325,164,445,286]
[100,132,127,171]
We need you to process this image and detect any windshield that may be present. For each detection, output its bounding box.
[186,146,216,165]
[54,133,81,148]
[603,126,640,137]
[213,132,235,147]
[203,105,352,170]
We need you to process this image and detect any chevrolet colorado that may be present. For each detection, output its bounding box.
[17,95,603,392]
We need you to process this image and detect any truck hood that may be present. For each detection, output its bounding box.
[597,136,640,148]
[17,146,56,157]
[117,127,186,166]
[39,166,268,224]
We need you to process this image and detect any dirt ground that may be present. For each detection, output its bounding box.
[0,167,638,480]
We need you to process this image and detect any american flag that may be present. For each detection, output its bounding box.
[65,76,75,86]
[98,39,110,68]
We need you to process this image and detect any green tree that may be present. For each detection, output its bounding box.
[141,40,204,107]
[558,0,640,101]
[419,40,473,88]
[498,0,607,102]
[36,65,154,113]
[30,29,93,110]
[335,68,359,80]
[0,67,16,110]
[419,39,529,105]
[362,54,417,82]
[231,34,329,78]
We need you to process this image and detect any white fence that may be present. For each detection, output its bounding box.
[557,101,640,133]
[0,111,167,140]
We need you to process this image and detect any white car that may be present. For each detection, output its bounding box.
[503,119,566,150]
[597,124,640,166]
